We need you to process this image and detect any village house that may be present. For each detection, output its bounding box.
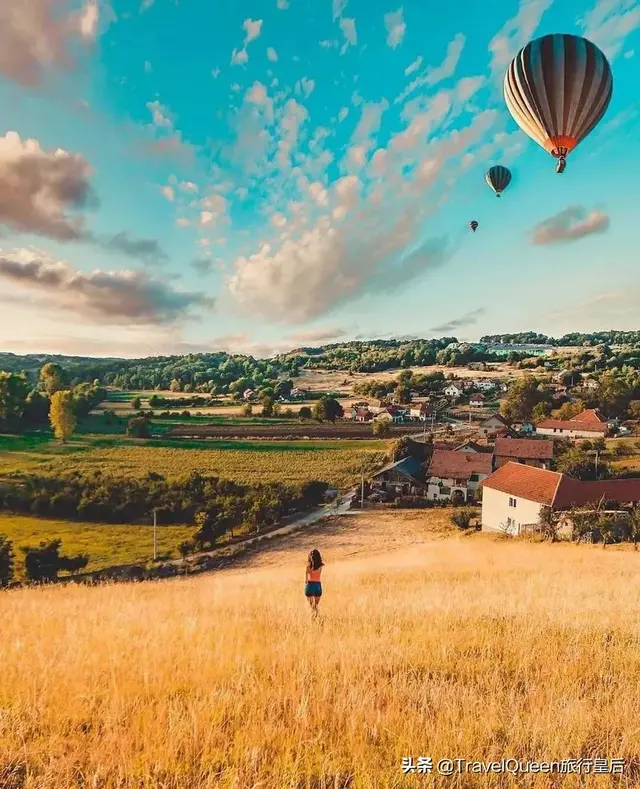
[410,403,430,422]
[354,408,374,422]
[444,383,463,400]
[474,380,497,392]
[454,440,491,453]
[481,462,640,535]
[369,457,425,496]
[243,388,256,401]
[536,408,608,439]
[289,388,307,400]
[469,393,485,408]
[493,437,554,470]
[425,450,493,503]
[478,413,511,438]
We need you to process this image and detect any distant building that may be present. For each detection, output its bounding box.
[493,437,554,470]
[536,409,608,439]
[469,393,485,408]
[354,408,374,423]
[370,457,425,496]
[243,389,256,401]
[478,413,511,438]
[426,450,493,503]
[481,462,640,535]
[444,383,463,400]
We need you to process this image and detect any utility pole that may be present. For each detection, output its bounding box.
[153,509,157,561]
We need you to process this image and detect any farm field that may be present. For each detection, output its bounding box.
[2,510,640,788]
[0,514,193,575]
[0,433,389,488]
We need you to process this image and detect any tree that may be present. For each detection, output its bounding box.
[628,400,640,420]
[500,376,546,423]
[372,418,392,437]
[531,401,552,423]
[538,506,560,542]
[555,447,608,481]
[169,378,181,392]
[298,406,312,421]
[394,385,412,404]
[0,372,30,431]
[313,397,344,423]
[49,390,76,443]
[131,397,142,410]
[0,534,14,587]
[556,400,586,421]
[242,403,253,417]
[40,363,65,395]
[127,416,152,438]
[261,397,275,417]
[628,507,640,550]
[21,539,88,582]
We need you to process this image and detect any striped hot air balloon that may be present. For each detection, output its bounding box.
[504,34,613,173]
[469,220,478,232]
[485,165,512,197]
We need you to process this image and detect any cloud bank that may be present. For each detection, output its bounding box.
[531,207,610,245]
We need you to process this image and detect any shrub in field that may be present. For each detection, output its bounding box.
[451,508,476,530]
[21,539,89,582]
[127,417,152,439]
[0,534,14,586]
[394,496,431,509]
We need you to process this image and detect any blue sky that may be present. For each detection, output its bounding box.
[0,0,638,358]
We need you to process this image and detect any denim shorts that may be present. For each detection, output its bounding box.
[305,581,322,597]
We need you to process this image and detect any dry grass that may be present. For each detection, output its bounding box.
[1,511,640,788]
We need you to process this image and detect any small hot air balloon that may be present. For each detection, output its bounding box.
[485,165,512,197]
[504,34,613,174]
[469,220,478,232]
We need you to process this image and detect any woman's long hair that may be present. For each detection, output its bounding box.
[307,549,324,571]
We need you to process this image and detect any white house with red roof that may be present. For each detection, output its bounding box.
[480,462,640,534]
[469,393,485,407]
[478,413,511,438]
[426,449,493,503]
[535,408,608,439]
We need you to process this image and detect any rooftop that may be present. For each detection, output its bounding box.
[536,418,607,433]
[482,462,640,509]
[427,450,493,480]
[570,408,607,425]
[494,437,554,460]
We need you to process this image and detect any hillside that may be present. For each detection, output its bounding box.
[2,510,639,788]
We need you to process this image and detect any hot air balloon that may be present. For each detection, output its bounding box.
[504,34,613,173]
[469,220,478,232]
[485,165,512,197]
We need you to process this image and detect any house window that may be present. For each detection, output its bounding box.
[469,474,479,482]
[507,517,514,528]
[509,497,517,508]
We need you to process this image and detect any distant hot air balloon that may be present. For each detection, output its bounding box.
[504,34,613,173]
[485,165,512,197]
[469,220,478,232]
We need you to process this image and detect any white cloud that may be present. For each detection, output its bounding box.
[625,48,635,57]
[338,107,349,122]
[339,18,357,53]
[231,48,249,66]
[78,1,99,40]
[384,9,406,49]
[147,100,172,128]
[277,0,289,8]
[531,206,610,245]
[579,0,640,60]
[297,77,315,98]
[180,181,198,193]
[161,185,175,201]
[404,56,422,76]
[246,80,275,123]
[333,0,348,20]
[396,33,465,103]
[243,18,263,44]
[489,0,553,80]
[267,46,278,61]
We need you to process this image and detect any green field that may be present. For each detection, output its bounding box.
[0,432,388,487]
[0,514,194,575]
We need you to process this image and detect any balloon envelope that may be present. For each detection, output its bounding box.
[469,220,478,232]
[485,165,512,196]
[504,34,612,172]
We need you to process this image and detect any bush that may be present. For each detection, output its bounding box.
[451,508,476,530]
[21,539,89,582]
[127,416,152,438]
[393,496,431,509]
[0,534,14,586]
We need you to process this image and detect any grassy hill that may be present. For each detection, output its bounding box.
[1,511,639,788]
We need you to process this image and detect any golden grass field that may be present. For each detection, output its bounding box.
[2,511,640,788]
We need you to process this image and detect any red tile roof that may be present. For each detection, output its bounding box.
[536,418,607,433]
[427,450,493,480]
[482,462,640,509]
[480,463,562,505]
[494,437,554,460]
[470,393,485,401]
[570,408,607,424]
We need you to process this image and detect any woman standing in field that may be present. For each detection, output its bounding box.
[305,549,324,618]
